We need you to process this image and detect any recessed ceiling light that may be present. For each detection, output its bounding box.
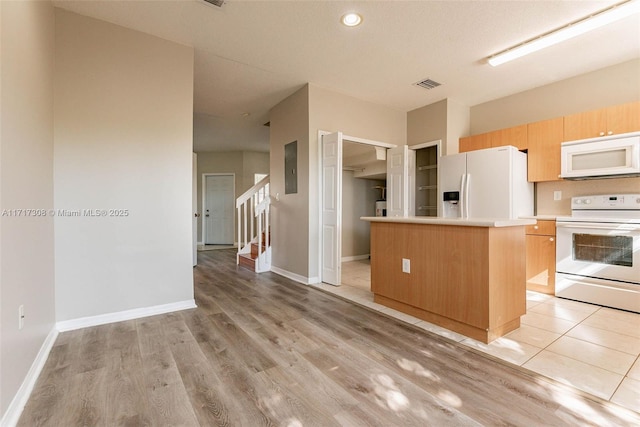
[341,13,362,27]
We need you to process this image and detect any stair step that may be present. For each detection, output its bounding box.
[238,253,255,271]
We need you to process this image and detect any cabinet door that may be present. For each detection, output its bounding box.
[459,133,490,152]
[527,118,563,182]
[526,234,556,295]
[607,101,640,135]
[495,124,528,150]
[563,108,607,141]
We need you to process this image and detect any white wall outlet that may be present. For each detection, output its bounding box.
[18,305,25,330]
[402,258,410,273]
[554,191,562,201]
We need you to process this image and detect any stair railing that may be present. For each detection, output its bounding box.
[236,176,271,272]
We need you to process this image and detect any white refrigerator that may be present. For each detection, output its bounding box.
[439,146,533,219]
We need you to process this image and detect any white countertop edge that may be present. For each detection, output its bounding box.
[360,216,536,228]
[520,215,559,220]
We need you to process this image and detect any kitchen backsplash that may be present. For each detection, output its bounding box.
[537,177,640,215]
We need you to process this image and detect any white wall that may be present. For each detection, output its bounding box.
[0,0,56,418]
[54,10,195,321]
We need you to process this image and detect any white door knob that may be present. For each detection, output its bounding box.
[534,225,539,229]
[599,131,605,136]
[607,131,613,135]
[550,237,554,242]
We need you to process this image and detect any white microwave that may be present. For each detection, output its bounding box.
[560,132,640,179]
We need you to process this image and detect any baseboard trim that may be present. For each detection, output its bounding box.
[1,327,58,427]
[270,266,313,285]
[341,254,370,262]
[56,299,197,332]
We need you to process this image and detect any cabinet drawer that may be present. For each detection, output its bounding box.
[525,220,555,236]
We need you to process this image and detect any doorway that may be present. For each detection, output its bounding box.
[202,174,235,245]
[319,131,396,286]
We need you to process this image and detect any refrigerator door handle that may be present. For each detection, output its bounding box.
[459,174,466,219]
[464,173,470,219]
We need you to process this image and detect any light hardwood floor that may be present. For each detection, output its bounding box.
[19,249,640,426]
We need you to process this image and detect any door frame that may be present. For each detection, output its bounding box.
[317,130,396,285]
[201,173,236,245]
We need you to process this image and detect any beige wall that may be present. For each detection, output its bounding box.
[196,151,269,241]
[407,99,447,146]
[407,98,470,155]
[470,59,640,134]
[54,10,195,321]
[269,85,310,277]
[537,178,640,216]
[342,173,384,258]
[0,0,56,419]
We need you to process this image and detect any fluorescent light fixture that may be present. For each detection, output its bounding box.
[488,0,640,66]
[341,13,362,27]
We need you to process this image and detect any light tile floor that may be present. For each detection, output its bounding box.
[310,259,640,414]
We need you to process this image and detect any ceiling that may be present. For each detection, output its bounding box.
[53,0,640,153]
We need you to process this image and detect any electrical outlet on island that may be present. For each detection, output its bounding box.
[402,258,411,274]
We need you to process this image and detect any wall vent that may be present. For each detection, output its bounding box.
[203,0,225,7]
[414,78,442,90]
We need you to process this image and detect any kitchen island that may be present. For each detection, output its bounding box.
[361,216,536,343]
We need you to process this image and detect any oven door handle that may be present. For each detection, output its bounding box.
[556,222,640,231]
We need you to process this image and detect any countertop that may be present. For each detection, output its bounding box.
[520,215,559,220]
[360,216,536,228]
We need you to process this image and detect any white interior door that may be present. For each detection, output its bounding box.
[192,153,198,266]
[321,132,343,285]
[204,175,234,245]
[386,145,415,217]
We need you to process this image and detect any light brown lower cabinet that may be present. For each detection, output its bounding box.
[525,220,556,295]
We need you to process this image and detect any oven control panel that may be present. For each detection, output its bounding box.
[572,194,640,210]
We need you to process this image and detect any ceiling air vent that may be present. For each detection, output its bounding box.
[203,0,225,7]
[414,78,442,90]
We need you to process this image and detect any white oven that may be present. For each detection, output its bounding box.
[556,194,640,313]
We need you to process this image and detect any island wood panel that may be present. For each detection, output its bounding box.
[487,226,526,330]
[370,222,526,342]
[415,226,489,328]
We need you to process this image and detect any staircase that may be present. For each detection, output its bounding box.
[236,176,271,272]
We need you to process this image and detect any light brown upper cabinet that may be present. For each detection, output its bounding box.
[527,117,564,182]
[563,101,640,141]
[459,124,528,153]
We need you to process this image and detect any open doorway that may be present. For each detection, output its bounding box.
[319,131,395,287]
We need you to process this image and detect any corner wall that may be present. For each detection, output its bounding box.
[0,0,56,418]
[269,85,310,278]
[54,10,195,321]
